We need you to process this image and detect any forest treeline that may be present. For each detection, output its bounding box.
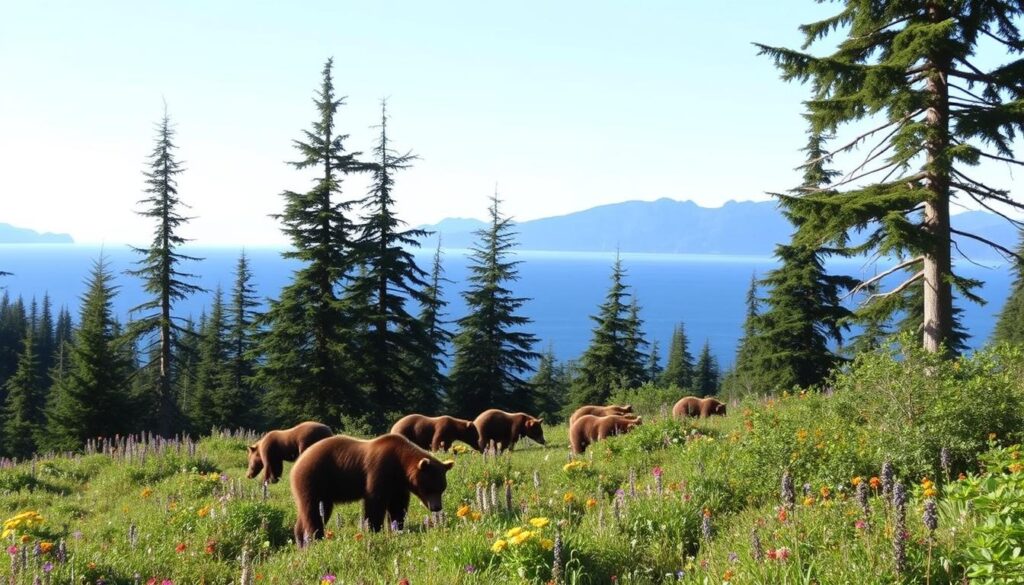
[2,39,1023,458]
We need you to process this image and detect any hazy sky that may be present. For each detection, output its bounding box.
[1,1,1014,245]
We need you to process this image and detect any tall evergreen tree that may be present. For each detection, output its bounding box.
[645,339,663,383]
[227,251,260,424]
[693,340,720,397]
[35,294,55,378]
[992,231,1024,345]
[623,298,649,386]
[0,293,27,393]
[190,287,233,433]
[256,58,366,427]
[530,346,568,423]
[414,239,452,409]
[757,1,1024,354]
[2,330,46,458]
[127,109,204,435]
[569,256,640,406]
[51,306,74,389]
[44,258,134,451]
[447,193,539,417]
[348,102,434,424]
[660,322,694,390]
[749,129,859,390]
[728,274,764,393]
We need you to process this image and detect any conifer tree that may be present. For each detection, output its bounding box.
[51,306,73,388]
[530,347,567,423]
[660,323,694,390]
[45,258,134,451]
[749,130,859,390]
[35,294,55,378]
[0,294,27,392]
[227,251,260,423]
[413,239,452,408]
[727,275,764,393]
[623,298,649,386]
[757,1,1024,354]
[570,256,640,406]
[447,193,539,417]
[348,102,435,424]
[693,340,720,397]
[645,340,663,383]
[2,330,46,457]
[256,59,366,427]
[127,109,204,435]
[993,231,1024,345]
[190,287,233,433]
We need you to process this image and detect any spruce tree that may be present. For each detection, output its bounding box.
[2,330,46,457]
[348,102,435,424]
[190,287,233,433]
[45,258,134,451]
[413,239,452,409]
[447,193,539,417]
[570,255,640,406]
[992,231,1024,345]
[256,58,366,427]
[693,340,720,397]
[623,298,649,386]
[227,251,260,425]
[645,339,663,383]
[35,294,55,378]
[0,293,27,393]
[127,109,204,435]
[757,1,1024,354]
[749,130,859,391]
[51,306,73,389]
[660,323,694,390]
[530,347,567,423]
[727,274,765,394]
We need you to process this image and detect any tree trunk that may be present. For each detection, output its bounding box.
[922,3,954,354]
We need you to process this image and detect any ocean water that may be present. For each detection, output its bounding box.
[0,244,1013,367]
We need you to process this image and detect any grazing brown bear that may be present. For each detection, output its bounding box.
[568,404,635,425]
[672,396,727,419]
[472,409,546,453]
[246,421,334,484]
[569,414,642,454]
[390,414,482,452]
[289,434,454,544]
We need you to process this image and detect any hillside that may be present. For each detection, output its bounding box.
[419,198,1016,259]
[0,222,73,244]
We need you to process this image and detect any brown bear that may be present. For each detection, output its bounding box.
[569,414,643,454]
[390,414,482,452]
[672,396,727,419]
[246,421,334,484]
[568,404,635,425]
[289,433,454,544]
[472,409,546,453]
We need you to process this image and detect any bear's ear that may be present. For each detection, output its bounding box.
[623,404,632,410]
[635,416,643,423]
[247,445,257,453]
[441,459,455,470]
[535,418,543,424]
[466,421,474,429]
[417,457,432,471]
[525,419,534,428]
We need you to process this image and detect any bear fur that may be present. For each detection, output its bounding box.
[390,414,482,452]
[568,404,634,425]
[472,409,546,453]
[569,414,642,454]
[672,396,727,419]
[289,433,454,544]
[246,421,334,484]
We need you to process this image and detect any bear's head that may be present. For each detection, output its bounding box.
[625,415,642,430]
[615,404,634,414]
[713,401,727,416]
[459,421,482,452]
[523,417,546,445]
[245,444,263,479]
[411,457,455,512]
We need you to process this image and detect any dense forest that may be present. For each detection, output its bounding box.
[2,34,1023,458]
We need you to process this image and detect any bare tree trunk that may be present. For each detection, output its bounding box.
[922,3,954,354]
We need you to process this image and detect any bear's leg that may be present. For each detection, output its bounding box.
[363,497,387,532]
[431,431,445,452]
[386,490,411,531]
[296,500,324,544]
[293,518,305,547]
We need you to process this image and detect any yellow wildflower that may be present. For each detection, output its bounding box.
[529,517,550,528]
[197,505,211,518]
[803,496,815,506]
[505,526,524,538]
[563,492,576,504]
[456,504,471,518]
[471,511,482,521]
[586,498,598,509]
[509,530,532,545]
[540,538,554,550]
[141,487,153,499]
[491,539,507,554]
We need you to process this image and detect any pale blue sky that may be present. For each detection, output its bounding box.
[1,1,1010,245]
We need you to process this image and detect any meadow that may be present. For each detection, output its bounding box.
[3,339,1024,584]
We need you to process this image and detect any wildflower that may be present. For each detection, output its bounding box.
[923,498,938,532]
[1010,463,1024,474]
[803,496,815,506]
[701,509,713,542]
[354,533,364,542]
[491,539,508,554]
[563,492,575,504]
[325,530,335,539]
[776,507,788,523]
[563,460,587,472]
[530,517,550,528]
[881,461,894,499]
[175,543,187,554]
[456,504,471,518]
[989,432,997,442]
[723,569,734,582]
[869,476,881,490]
[321,575,336,585]
[540,538,554,550]
[652,466,663,478]
[820,486,831,499]
[552,530,563,584]
[851,476,862,487]
[509,531,532,545]
[19,535,30,544]
[470,511,482,521]
[197,505,211,518]
[940,447,951,477]
[6,545,16,556]
[204,540,216,555]
[776,547,791,561]
[398,579,410,585]
[43,562,53,573]
[141,488,153,499]
[958,472,966,481]
[586,497,597,509]
[796,429,808,441]
[464,564,476,574]
[781,471,795,509]
[750,528,763,562]
[39,541,53,554]
[728,551,739,564]
[506,526,524,538]
[162,580,173,585]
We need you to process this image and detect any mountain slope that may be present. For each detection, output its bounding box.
[0,223,74,244]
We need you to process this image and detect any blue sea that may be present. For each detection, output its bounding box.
[0,245,1013,367]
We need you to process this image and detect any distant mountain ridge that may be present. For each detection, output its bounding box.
[417,198,1016,259]
[0,223,74,244]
